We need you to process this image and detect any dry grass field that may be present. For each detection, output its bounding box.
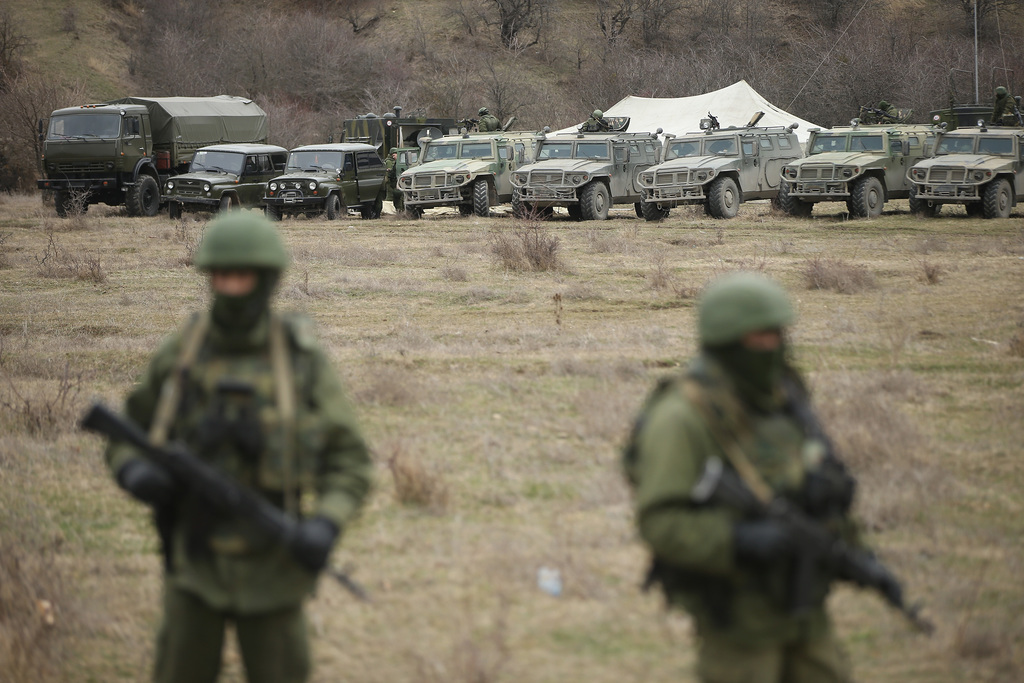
[1,192,1022,682]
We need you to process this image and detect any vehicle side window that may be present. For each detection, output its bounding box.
[124,116,141,137]
[777,136,793,150]
[357,152,383,169]
[499,146,509,160]
[758,135,773,150]
[629,142,640,156]
[742,141,756,156]
[645,142,656,155]
[614,146,627,163]
[514,143,525,163]
[244,156,258,174]
[343,154,354,171]
[906,136,919,147]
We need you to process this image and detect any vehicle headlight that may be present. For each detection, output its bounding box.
[783,167,797,179]
[294,182,302,189]
[581,173,589,182]
[203,183,211,192]
[453,174,466,184]
[166,181,174,190]
[972,170,985,181]
[639,173,652,185]
[399,176,411,188]
[270,182,278,191]
[840,166,854,178]
[694,171,708,182]
[512,173,526,185]
[910,169,925,181]
[308,181,317,190]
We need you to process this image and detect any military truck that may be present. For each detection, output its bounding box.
[164,144,287,218]
[777,124,937,218]
[37,96,268,217]
[340,107,457,156]
[636,122,802,220]
[509,128,663,220]
[395,131,543,217]
[907,125,1024,218]
[263,143,387,221]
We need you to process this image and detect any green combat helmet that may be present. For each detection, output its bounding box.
[698,272,794,346]
[593,110,603,119]
[479,107,489,115]
[194,212,289,272]
[996,86,1008,97]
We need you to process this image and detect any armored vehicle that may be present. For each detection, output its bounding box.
[907,125,1024,218]
[37,96,268,217]
[263,144,386,221]
[777,124,937,218]
[164,144,287,218]
[340,107,457,156]
[637,123,801,220]
[510,129,663,220]
[396,131,543,216]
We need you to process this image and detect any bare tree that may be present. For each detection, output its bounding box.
[0,10,31,92]
[597,0,635,43]
[479,50,531,122]
[485,0,548,49]
[948,0,1024,34]
[637,0,682,45]
[338,0,383,33]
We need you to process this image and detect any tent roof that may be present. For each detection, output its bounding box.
[559,81,822,142]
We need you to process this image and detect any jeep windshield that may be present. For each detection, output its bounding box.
[809,134,885,154]
[48,114,121,139]
[536,141,610,160]
[936,136,1014,155]
[286,151,344,173]
[665,140,702,160]
[190,151,244,175]
[423,141,494,162]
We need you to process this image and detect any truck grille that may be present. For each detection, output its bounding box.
[176,180,203,196]
[56,162,106,174]
[529,171,564,185]
[798,165,836,180]
[279,189,305,200]
[927,168,966,182]
[412,174,447,189]
[654,170,690,185]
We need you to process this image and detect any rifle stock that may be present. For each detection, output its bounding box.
[80,402,371,602]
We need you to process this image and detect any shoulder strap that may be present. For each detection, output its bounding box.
[680,378,775,505]
[270,312,298,514]
[150,312,210,446]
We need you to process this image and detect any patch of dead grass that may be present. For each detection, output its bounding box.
[490,224,562,272]
[802,256,876,293]
[384,441,450,514]
[34,233,106,283]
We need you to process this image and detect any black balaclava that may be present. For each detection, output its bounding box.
[209,269,279,347]
[705,336,787,413]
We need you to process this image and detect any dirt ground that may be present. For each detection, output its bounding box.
[1,193,1022,682]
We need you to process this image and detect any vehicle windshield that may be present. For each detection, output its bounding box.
[809,134,847,154]
[704,138,738,156]
[286,151,344,172]
[459,142,494,159]
[935,136,977,155]
[423,143,458,161]
[809,134,885,154]
[665,140,702,160]
[190,151,244,175]
[574,142,610,159]
[978,137,1014,155]
[849,135,884,152]
[48,114,121,139]
[537,142,573,160]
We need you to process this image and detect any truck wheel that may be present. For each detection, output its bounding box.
[168,202,182,220]
[634,202,643,218]
[982,178,1012,219]
[458,203,474,216]
[361,193,384,219]
[54,191,72,218]
[849,176,884,218]
[406,206,423,219]
[511,190,524,218]
[567,204,583,221]
[472,178,490,217]
[265,204,282,221]
[580,181,610,221]
[218,195,236,212]
[640,199,670,222]
[777,181,813,217]
[707,176,740,219]
[127,175,160,217]
[326,193,343,220]
[908,187,940,218]
[965,202,984,218]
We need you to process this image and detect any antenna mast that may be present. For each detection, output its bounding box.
[974,0,980,103]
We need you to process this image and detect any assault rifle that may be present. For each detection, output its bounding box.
[457,117,480,132]
[691,457,933,634]
[80,403,371,602]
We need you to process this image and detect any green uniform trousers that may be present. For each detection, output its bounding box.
[697,630,851,683]
[154,586,310,683]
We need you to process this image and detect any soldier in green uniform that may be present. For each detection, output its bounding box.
[581,109,610,132]
[991,86,1018,125]
[478,107,501,132]
[105,213,373,683]
[623,272,899,683]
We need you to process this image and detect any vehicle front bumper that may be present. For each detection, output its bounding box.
[911,183,981,202]
[642,184,707,202]
[165,196,222,209]
[402,186,466,206]
[786,179,851,198]
[516,185,580,202]
[37,177,119,192]
[263,196,326,211]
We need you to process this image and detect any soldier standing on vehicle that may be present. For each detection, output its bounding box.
[104,213,373,683]
[623,272,904,683]
[581,109,611,132]
[861,101,897,124]
[478,107,501,132]
[991,86,1017,125]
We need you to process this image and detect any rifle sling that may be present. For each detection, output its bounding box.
[150,312,210,446]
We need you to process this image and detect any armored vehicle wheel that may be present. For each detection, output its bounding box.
[776,181,812,217]
[511,190,525,218]
[218,195,236,212]
[908,187,940,218]
[965,202,984,217]
[54,191,73,218]
[982,179,1013,219]
[640,200,670,222]
[458,204,474,216]
[580,181,610,221]
[406,206,424,219]
[168,202,182,220]
[361,193,383,219]
[707,176,740,219]
[567,205,583,221]
[127,175,160,217]
[265,205,282,221]
[849,176,884,218]
[325,194,344,220]
[634,202,643,218]
[472,179,490,217]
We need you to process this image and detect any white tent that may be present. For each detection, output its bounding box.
[558,80,822,142]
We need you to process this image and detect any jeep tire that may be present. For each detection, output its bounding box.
[472,178,490,217]
[326,193,343,220]
[849,176,884,219]
[777,181,812,217]
[168,201,182,220]
[640,199,670,222]
[707,176,740,219]
[982,178,1012,219]
[127,175,160,217]
[965,202,984,218]
[265,204,282,221]
[580,181,610,221]
[908,186,940,218]
[218,195,236,213]
[361,192,383,219]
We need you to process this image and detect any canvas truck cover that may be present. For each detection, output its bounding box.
[108,96,269,149]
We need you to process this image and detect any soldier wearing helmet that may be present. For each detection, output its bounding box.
[623,272,891,683]
[992,86,1017,125]
[581,109,611,132]
[105,213,372,683]
[478,107,501,132]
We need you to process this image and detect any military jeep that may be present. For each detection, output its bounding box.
[907,126,1024,218]
[263,143,387,221]
[164,144,288,219]
[509,130,663,220]
[778,124,937,218]
[636,124,802,220]
[396,132,543,217]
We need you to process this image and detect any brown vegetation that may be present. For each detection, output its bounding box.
[490,223,562,272]
[802,255,876,293]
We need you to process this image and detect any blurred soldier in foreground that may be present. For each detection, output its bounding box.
[104,213,373,683]
[623,272,909,683]
[581,109,611,132]
[478,107,501,132]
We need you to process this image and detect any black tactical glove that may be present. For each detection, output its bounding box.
[733,520,796,565]
[801,462,856,518]
[844,554,903,605]
[117,459,176,506]
[289,516,340,574]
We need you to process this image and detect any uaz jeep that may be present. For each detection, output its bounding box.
[396,131,542,216]
[908,125,1024,218]
[637,123,802,220]
[263,143,386,221]
[778,124,937,218]
[510,128,662,220]
[164,144,287,218]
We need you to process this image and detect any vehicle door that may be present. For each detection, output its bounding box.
[628,140,658,195]
[1016,138,1024,196]
[340,153,359,206]
[886,135,908,191]
[739,136,760,192]
[237,155,260,204]
[496,144,514,197]
[610,143,630,198]
[766,134,799,191]
[355,151,386,202]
